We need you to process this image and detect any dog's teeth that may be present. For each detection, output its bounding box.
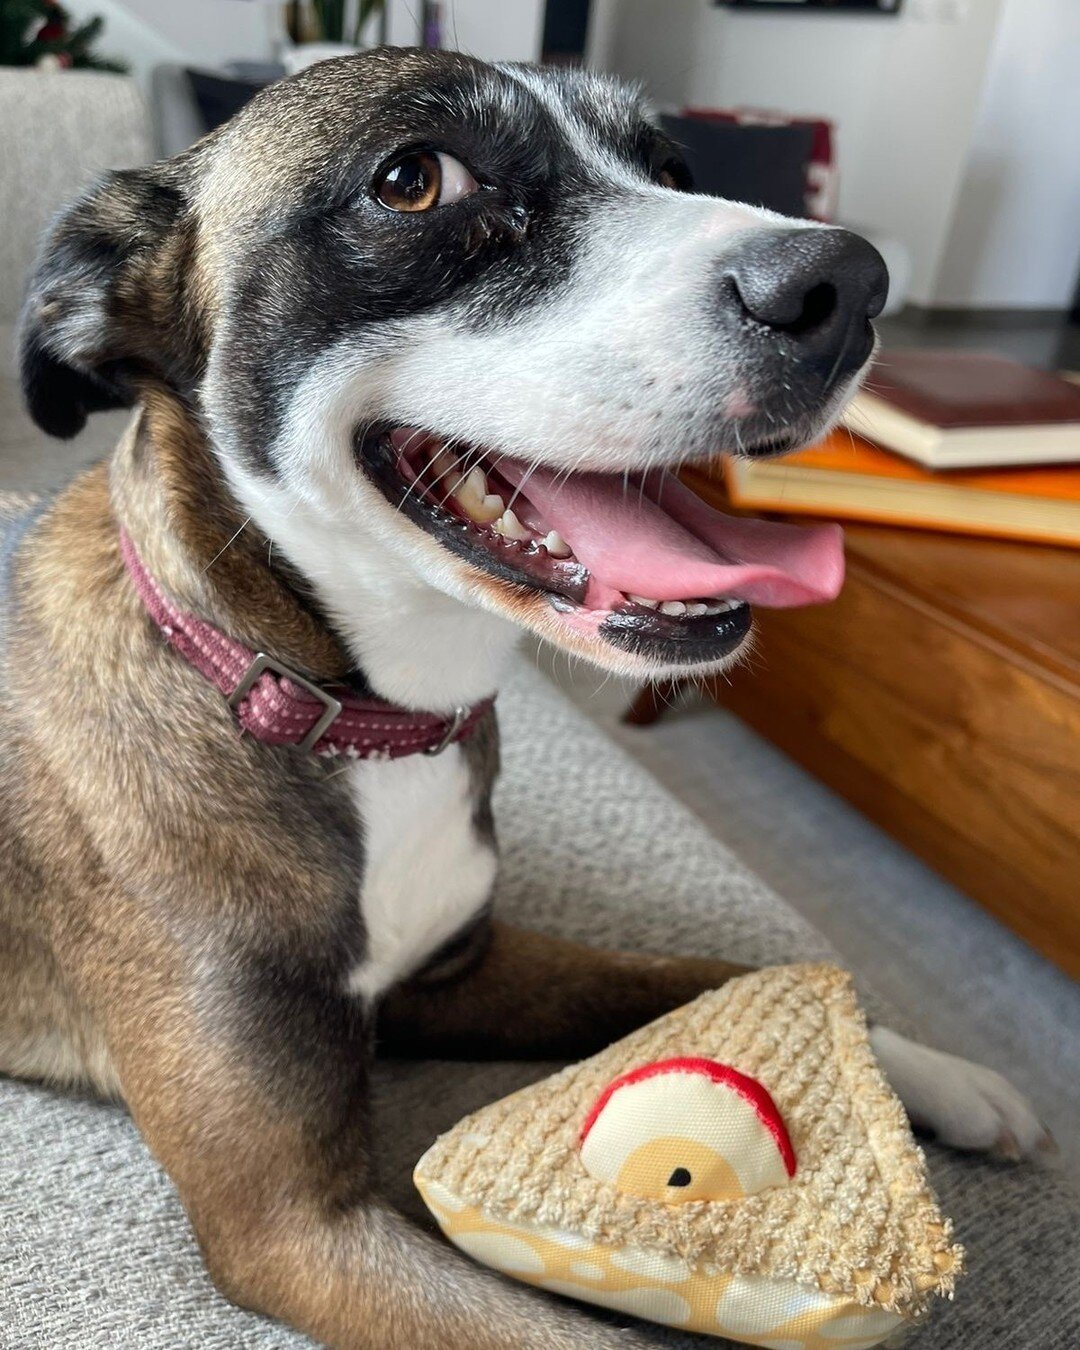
[461,498,505,525]
[430,450,459,483]
[704,598,738,615]
[660,600,687,617]
[542,530,572,558]
[685,602,709,617]
[493,507,531,540]
[463,465,488,497]
[627,593,659,609]
[454,468,503,524]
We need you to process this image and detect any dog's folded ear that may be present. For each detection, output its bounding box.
[18,164,194,439]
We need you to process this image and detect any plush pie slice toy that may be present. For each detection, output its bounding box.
[415,964,962,1348]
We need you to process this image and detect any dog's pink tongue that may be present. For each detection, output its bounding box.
[500,463,844,609]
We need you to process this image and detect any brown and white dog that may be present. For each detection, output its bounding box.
[2,48,1047,1350]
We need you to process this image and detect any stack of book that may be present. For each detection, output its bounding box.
[722,349,1080,546]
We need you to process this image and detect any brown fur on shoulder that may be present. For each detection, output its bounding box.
[116,385,349,679]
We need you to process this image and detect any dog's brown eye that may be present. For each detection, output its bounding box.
[375,151,478,213]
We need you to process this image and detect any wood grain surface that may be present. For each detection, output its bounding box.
[684,473,1080,977]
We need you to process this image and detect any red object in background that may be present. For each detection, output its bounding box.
[683,107,837,221]
[37,0,66,43]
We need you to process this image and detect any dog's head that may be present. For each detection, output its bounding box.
[20,48,886,695]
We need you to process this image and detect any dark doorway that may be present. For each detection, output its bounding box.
[542,0,592,65]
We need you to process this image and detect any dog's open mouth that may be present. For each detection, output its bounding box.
[361,427,844,664]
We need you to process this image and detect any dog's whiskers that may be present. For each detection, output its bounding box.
[202,517,252,574]
[395,438,469,514]
[392,428,441,512]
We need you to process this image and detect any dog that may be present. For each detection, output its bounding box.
[2,48,1048,1350]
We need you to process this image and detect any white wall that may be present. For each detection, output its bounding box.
[61,0,281,156]
[63,0,276,86]
[64,0,544,89]
[589,0,1009,307]
[441,0,545,62]
[61,0,542,155]
[933,0,1080,308]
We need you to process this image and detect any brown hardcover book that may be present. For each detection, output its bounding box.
[842,349,1080,468]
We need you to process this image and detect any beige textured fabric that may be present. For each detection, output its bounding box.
[0,71,152,322]
[416,965,961,1323]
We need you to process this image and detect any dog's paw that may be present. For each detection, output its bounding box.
[869,1026,1054,1160]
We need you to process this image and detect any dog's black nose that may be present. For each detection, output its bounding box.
[722,227,888,374]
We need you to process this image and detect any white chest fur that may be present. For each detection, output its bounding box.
[345,745,497,1003]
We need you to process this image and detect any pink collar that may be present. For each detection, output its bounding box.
[120,531,492,759]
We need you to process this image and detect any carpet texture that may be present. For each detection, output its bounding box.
[1,661,1077,1348]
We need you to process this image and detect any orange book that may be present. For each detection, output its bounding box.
[718,430,1080,547]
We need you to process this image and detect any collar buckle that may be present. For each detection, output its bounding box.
[228,652,343,754]
[426,705,468,756]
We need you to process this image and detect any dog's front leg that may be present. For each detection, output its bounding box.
[93,935,646,1350]
[379,921,750,1059]
[380,925,1052,1160]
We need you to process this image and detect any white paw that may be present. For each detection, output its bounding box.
[869,1026,1054,1160]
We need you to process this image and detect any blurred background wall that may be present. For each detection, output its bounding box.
[52,0,1080,314]
[588,0,1079,312]
[932,0,1080,308]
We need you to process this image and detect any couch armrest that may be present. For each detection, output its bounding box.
[0,70,151,325]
